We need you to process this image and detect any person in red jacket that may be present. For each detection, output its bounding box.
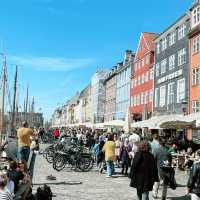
[53,129,59,140]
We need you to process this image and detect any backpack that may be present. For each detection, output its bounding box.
[36,184,53,200]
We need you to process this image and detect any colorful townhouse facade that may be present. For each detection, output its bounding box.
[153,14,190,116]
[130,32,156,121]
[91,70,108,123]
[104,66,117,122]
[116,50,134,120]
[189,0,200,115]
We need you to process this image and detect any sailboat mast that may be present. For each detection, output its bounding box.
[0,55,7,145]
[11,65,18,137]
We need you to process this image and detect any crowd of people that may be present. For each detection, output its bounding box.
[1,124,200,200]
[48,127,200,200]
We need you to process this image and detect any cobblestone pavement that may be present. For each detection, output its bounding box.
[33,146,191,200]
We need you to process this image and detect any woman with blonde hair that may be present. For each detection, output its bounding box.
[102,134,116,177]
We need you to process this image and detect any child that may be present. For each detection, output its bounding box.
[120,139,131,175]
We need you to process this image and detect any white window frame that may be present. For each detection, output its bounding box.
[168,82,175,105]
[178,48,186,66]
[141,92,144,105]
[162,38,167,51]
[161,59,167,74]
[169,54,175,70]
[192,6,200,28]
[154,88,159,107]
[157,43,160,54]
[192,100,199,113]
[192,68,199,86]
[159,85,166,107]
[169,32,176,46]
[192,36,200,54]
[178,24,186,40]
[141,74,145,84]
[177,78,185,103]
[146,54,150,65]
[145,71,149,82]
[142,58,145,67]
[155,63,160,77]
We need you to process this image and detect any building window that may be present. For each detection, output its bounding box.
[177,78,185,103]
[178,48,186,66]
[144,91,148,104]
[134,78,137,87]
[154,88,159,107]
[149,90,153,102]
[168,82,175,105]
[138,76,141,85]
[137,94,141,106]
[150,68,153,80]
[192,68,199,86]
[141,92,144,104]
[141,74,145,84]
[161,59,167,74]
[169,54,175,70]
[157,43,160,54]
[142,59,145,67]
[162,38,167,51]
[192,36,200,54]
[146,54,150,65]
[192,100,199,113]
[145,71,149,82]
[169,32,176,46]
[178,24,186,40]
[155,63,160,77]
[192,6,200,28]
[138,61,141,69]
[159,85,166,106]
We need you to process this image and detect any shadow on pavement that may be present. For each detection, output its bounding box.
[170,195,190,200]
[33,181,83,186]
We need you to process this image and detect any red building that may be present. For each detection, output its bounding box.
[130,32,157,121]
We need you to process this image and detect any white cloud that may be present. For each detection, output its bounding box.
[9,55,94,71]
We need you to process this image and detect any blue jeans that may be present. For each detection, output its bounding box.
[137,191,149,200]
[18,146,30,162]
[106,161,114,176]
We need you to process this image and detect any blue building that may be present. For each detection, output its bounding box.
[115,50,135,120]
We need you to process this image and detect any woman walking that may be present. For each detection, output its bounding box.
[129,140,158,200]
[102,134,116,178]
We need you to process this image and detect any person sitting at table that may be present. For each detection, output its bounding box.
[7,161,24,194]
[0,172,13,200]
[14,161,31,200]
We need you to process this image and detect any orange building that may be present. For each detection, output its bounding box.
[188,1,200,140]
[130,32,157,121]
[189,1,200,114]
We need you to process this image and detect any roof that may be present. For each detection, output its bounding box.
[154,13,189,42]
[142,32,158,51]
[135,32,158,59]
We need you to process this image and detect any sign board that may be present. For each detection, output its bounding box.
[157,69,183,84]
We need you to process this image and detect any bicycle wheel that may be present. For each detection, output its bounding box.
[53,154,66,171]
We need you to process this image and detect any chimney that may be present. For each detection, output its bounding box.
[124,50,132,64]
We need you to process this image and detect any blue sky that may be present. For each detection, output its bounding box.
[0,0,191,120]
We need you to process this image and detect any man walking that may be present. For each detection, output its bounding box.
[17,121,34,162]
[153,138,172,200]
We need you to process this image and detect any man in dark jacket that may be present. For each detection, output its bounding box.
[187,150,200,200]
[152,138,172,200]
